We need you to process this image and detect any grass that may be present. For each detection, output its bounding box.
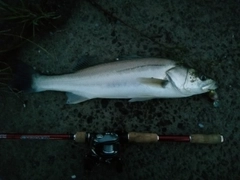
[0,61,23,111]
[0,32,55,59]
[0,0,60,53]
[0,0,60,36]
[0,61,14,93]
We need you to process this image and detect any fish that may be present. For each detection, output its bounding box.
[13,57,217,104]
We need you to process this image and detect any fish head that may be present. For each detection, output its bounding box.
[166,66,218,96]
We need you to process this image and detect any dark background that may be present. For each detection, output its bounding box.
[0,0,239,179]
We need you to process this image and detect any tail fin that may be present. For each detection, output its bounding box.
[11,62,37,92]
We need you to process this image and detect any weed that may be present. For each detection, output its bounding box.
[0,61,14,92]
[0,0,60,53]
[0,0,60,36]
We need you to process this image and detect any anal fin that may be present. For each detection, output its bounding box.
[129,98,153,102]
[66,92,89,104]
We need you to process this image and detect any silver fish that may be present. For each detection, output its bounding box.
[18,58,217,104]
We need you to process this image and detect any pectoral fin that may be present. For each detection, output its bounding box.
[139,77,168,87]
[66,92,89,104]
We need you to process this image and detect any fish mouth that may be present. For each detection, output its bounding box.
[202,80,218,91]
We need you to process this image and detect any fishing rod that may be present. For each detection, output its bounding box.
[0,132,223,172]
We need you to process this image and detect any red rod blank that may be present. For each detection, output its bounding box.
[0,133,73,140]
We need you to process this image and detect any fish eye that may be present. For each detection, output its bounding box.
[199,75,207,81]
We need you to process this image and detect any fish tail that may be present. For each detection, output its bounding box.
[11,62,38,93]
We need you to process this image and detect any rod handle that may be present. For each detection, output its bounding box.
[128,132,158,143]
[74,132,160,143]
[190,134,224,144]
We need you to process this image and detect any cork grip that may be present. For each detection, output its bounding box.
[190,134,224,144]
[74,132,86,143]
[128,132,159,143]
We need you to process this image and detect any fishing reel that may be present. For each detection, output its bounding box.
[84,132,125,172]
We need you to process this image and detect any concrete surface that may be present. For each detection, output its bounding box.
[0,0,239,179]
